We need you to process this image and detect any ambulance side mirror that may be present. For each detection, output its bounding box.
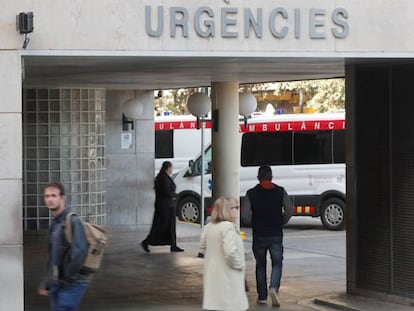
[188,160,195,176]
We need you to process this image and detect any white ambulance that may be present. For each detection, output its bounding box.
[170,113,346,231]
[154,114,211,174]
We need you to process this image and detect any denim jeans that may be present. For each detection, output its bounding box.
[50,281,89,311]
[252,236,283,300]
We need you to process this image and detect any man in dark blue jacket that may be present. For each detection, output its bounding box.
[243,165,293,307]
[38,182,89,311]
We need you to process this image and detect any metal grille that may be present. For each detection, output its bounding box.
[355,66,391,292]
[355,64,414,298]
[392,149,414,296]
[23,88,106,230]
[390,65,414,297]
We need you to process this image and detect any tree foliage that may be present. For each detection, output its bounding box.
[271,78,345,112]
[155,88,200,115]
[155,78,345,115]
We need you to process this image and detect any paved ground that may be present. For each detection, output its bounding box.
[23,217,411,310]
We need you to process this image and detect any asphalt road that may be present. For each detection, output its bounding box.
[242,216,347,307]
[243,216,346,259]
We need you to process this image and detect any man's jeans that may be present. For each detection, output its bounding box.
[50,281,89,311]
[252,236,283,300]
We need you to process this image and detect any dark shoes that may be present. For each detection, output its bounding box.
[197,252,204,258]
[141,241,183,253]
[141,240,150,253]
[171,246,184,252]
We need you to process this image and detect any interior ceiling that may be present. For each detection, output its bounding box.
[22,56,345,90]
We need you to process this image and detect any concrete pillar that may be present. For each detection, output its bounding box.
[0,51,23,310]
[211,82,240,203]
[105,90,155,226]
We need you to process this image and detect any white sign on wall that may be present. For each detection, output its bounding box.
[121,133,133,149]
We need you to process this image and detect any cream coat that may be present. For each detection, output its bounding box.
[201,221,249,311]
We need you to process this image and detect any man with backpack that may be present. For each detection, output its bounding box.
[243,165,294,308]
[38,182,90,310]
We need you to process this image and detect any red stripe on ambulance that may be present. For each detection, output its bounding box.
[240,120,345,132]
[155,120,345,132]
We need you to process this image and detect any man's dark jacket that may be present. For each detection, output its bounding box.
[245,183,293,238]
[40,209,88,289]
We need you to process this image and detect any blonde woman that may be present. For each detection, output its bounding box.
[201,197,249,311]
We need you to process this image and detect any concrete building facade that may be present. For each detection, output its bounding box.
[1,0,414,309]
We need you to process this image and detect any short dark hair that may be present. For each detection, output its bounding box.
[257,165,272,181]
[44,182,65,196]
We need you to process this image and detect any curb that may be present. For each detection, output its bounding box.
[313,298,361,311]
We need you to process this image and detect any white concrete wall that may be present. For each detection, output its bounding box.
[0,51,23,310]
[1,0,414,54]
[105,90,155,226]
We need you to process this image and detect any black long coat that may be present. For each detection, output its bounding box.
[147,172,178,246]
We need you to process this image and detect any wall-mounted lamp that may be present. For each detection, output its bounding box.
[16,12,34,49]
[239,92,257,127]
[122,92,143,131]
[122,114,134,131]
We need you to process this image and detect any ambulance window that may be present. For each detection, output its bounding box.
[333,130,345,163]
[241,132,293,167]
[204,147,212,174]
[193,146,212,176]
[294,131,332,164]
[155,130,173,159]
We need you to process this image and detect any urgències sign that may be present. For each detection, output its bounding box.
[145,5,349,39]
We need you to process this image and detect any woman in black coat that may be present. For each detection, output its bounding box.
[141,161,184,253]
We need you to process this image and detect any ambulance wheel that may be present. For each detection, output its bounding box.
[178,196,201,223]
[320,198,346,231]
